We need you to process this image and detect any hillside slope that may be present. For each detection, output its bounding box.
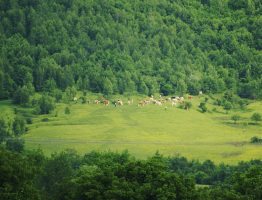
[0,0,261,99]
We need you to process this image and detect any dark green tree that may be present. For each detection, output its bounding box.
[12,116,26,135]
[251,113,262,124]
[38,95,55,114]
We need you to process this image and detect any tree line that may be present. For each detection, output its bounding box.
[0,0,261,100]
[1,147,262,200]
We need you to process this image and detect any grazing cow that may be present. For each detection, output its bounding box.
[171,101,177,107]
[144,100,150,105]
[103,100,110,106]
[188,95,193,100]
[179,97,184,103]
[155,101,162,106]
[117,100,123,106]
[94,100,100,104]
[138,100,145,107]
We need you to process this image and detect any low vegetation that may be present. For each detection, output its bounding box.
[1,92,261,164]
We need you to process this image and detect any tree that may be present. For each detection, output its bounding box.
[65,107,70,115]
[38,95,55,114]
[250,136,262,144]
[102,78,113,96]
[12,116,26,135]
[199,102,207,113]
[184,101,192,110]
[0,148,41,200]
[161,83,173,96]
[12,86,30,105]
[223,101,232,114]
[251,113,262,124]
[6,138,25,152]
[0,118,10,143]
[231,115,240,124]
[65,86,77,102]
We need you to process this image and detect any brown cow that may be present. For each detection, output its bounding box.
[103,100,110,106]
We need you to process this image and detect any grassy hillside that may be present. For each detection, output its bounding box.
[2,96,261,164]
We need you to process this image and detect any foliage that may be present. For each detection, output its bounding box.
[6,138,25,152]
[1,148,262,200]
[251,113,262,124]
[12,86,31,106]
[231,115,241,124]
[184,101,192,110]
[0,118,10,143]
[12,116,26,135]
[38,95,55,114]
[65,107,70,115]
[199,102,207,113]
[250,136,262,144]
[223,101,232,113]
[0,0,261,99]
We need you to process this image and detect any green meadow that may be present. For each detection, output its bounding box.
[1,95,262,164]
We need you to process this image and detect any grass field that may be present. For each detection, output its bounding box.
[1,95,262,164]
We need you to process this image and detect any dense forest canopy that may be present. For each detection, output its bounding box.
[1,147,262,200]
[0,0,261,99]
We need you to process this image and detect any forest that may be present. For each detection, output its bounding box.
[1,147,262,200]
[0,0,261,100]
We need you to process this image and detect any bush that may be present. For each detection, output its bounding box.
[65,107,70,115]
[251,113,262,124]
[0,118,10,143]
[231,115,240,124]
[12,116,26,136]
[38,95,55,114]
[184,101,192,110]
[223,101,232,113]
[199,102,207,113]
[6,138,25,152]
[26,118,33,124]
[250,136,262,144]
[12,86,30,106]
[41,118,49,122]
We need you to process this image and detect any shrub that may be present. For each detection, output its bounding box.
[184,101,192,110]
[26,118,33,124]
[38,95,55,114]
[231,115,240,124]
[65,107,70,115]
[12,116,26,136]
[251,113,262,124]
[0,118,10,143]
[250,136,262,144]
[41,118,49,122]
[6,138,25,152]
[223,101,232,113]
[12,86,30,106]
[199,102,207,113]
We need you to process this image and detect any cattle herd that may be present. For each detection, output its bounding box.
[74,95,193,108]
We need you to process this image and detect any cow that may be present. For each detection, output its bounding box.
[188,95,193,100]
[155,101,162,106]
[117,100,123,106]
[138,100,145,107]
[103,100,110,106]
[94,100,100,104]
[171,101,177,107]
